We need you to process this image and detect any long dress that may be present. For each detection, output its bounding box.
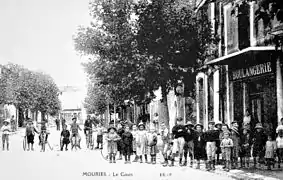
[106,132,121,154]
[131,130,138,152]
[136,130,147,156]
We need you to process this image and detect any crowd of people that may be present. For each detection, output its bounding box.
[1,113,283,173]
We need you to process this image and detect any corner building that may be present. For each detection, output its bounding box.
[195,0,283,134]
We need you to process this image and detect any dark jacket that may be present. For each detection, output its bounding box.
[121,131,133,146]
[61,130,70,139]
[253,130,267,148]
[204,129,219,142]
[172,125,186,139]
[193,131,206,148]
[184,127,195,142]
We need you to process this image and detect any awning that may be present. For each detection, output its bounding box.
[205,46,276,65]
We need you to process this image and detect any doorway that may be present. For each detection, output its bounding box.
[250,94,264,125]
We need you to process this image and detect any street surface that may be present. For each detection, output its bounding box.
[0,126,259,180]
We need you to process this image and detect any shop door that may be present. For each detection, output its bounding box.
[250,95,264,125]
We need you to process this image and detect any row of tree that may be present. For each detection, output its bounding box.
[74,0,217,126]
[0,63,61,125]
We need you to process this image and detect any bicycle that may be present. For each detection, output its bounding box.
[39,130,48,152]
[71,133,80,151]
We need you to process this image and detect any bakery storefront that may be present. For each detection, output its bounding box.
[211,48,278,134]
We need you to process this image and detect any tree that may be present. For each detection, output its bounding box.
[134,0,217,126]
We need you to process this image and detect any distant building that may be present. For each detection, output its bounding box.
[59,85,87,124]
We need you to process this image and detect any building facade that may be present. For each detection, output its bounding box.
[196,0,283,133]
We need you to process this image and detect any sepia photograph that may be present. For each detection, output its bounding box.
[0,0,283,180]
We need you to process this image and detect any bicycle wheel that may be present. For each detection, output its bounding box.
[100,141,108,161]
[23,137,26,151]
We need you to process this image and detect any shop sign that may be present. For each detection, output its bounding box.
[232,62,272,80]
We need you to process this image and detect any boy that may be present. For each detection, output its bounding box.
[183,121,195,167]
[70,117,82,149]
[96,123,104,149]
[220,132,233,172]
[121,125,133,164]
[131,124,139,162]
[39,120,49,146]
[276,130,283,168]
[252,123,267,168]
[25,119,39,151]
[240,128,252,168]
[204,121,219,171]
[164,141,174,167]
[60,124,70,151]
[1,119,11,151]
[231,126,240,169]
[171,117,186,166]
[147,125,158,164]
[157,122,169,165]
[193,123,206,169]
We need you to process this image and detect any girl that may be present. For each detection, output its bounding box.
[131,124,139,162]
[106,126,121,163]
[220,132,234,172]
[1,119,11,151]
[136,122,148,163]
[121,125,133,164]
[157,122,169,166]
[265,135,276,170]
[147,125,158,164]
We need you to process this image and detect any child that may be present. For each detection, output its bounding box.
[231,126,240,169]
[163,141,174,167]
[1,119,11,151]
[252,123,267,168]
[136,122,148,163]
[183,121,195,167]
[193,123,206,169]
[25,119,39,151]
[60,124,70,151]
[171,117,186,166]
[38,120,50,147]
[240,128,252,168]
[276,118,283,135]
[117,123,125,160]
[121,125,133,164]
[220,132,233,172]
[70,117,82,149]
[131,124,139,162]
[157,122,169,165]
[147,125,158,164]
[204,121,219,171]
[265,135,276,170]
[96,123,104,149]
[220,124,230,169]
[276,130,283,168]
[215,121,222,165]
[105,126,121,163]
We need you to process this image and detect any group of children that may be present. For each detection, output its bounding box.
[102,117,283,172]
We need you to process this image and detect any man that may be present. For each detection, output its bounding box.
[55,118,60,131]
[183,121,195,167]
[84,115,93,145]
[171,117,186,166]
[10,115,16,132]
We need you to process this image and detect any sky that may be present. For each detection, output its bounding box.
[0,0,92,93]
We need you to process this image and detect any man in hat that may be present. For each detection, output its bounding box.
[1,119,11,150]
[171,117,186,166]
[204,120,219,171]
[231,126,240,169]
[252,123,267,168]
[70,117,82,149]
[182,121,195,167]
[215,121,222,165]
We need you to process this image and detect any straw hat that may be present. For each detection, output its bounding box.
[255,123,263,129]
[138,122,145,129]
[107,126,117,132]
[231,126,239,135]
[194,123,203,129]
[208,121,215,125]
[185,121,194,127]
[3,119,10,124]
[215,121,222,127]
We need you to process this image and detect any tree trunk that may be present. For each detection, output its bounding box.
[25,109,29,119]
[35,111,38,121]
[18,108,24,127]
[114,103,116,127]
[41,111,46,122]
[160,85,170,130]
